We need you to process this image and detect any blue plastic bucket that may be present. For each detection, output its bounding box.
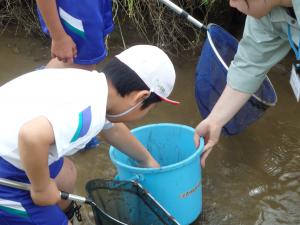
[109,123,204,225]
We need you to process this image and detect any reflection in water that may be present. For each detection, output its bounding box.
[263,146,289,177]
[254,133,300,224]
[0,29,299,225]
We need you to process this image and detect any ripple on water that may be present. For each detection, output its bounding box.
[249,183,282,198]
[254,149,300,225]
[256,191,300,225]
[262,146,290,177]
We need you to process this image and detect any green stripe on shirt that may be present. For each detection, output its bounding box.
[71,111,83,142]
[0,205,29,218]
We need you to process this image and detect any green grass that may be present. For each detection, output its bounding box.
[1,0,227,53]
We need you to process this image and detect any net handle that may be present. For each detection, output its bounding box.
[157,0,207,30]
[0,178,127,225]
[0,178,88,204]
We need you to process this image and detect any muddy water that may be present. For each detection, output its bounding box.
[0,28,299,225]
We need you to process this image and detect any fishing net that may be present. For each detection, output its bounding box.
[195,24,277,135]
[85,179,179,225]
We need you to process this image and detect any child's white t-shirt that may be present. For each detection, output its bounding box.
[0,68,112,169]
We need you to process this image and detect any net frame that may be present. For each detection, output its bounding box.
[206,23,277,107]
[85,179,180,225]
[195,23,278,135]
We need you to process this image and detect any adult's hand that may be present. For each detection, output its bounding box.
[194,117,222,168]
[51,34,77,64]
[194,85,251,168]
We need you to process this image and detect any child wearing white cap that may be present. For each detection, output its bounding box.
[0,45,178,225]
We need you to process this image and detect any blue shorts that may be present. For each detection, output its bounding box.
[38,0,114,65]
[0,157,68,225]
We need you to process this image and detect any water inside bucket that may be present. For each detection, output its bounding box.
[116,124,198,168]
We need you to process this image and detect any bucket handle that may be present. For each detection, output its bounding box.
[115,174,144,182]
[129,174,144,182]
[196,136,205,154]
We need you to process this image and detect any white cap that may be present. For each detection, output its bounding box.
[116,45,179,105]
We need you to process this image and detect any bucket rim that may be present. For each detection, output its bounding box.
[109,123,204,174]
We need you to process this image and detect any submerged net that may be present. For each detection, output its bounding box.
[86,179,179,225]
[195,24,277,135]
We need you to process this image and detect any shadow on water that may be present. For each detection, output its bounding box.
[0,27,299,225]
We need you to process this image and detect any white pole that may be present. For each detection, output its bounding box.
[157,0,207,30]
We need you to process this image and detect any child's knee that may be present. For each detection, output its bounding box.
[55,157,77,193]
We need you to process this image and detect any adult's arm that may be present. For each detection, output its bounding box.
[195,15,291,167]
[194,85,251,167]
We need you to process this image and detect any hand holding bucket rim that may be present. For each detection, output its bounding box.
[194,121,222,168]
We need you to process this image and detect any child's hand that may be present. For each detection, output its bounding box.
[139,156,160,168]
[51,34,77,64]
[30,179,60,206]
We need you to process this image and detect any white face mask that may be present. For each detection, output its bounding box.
[106,100,144,118]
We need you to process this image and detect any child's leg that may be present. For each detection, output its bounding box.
[43,0,113,70]
[54,157,77,211]
[0,157,72,225]
[0,203,71,225]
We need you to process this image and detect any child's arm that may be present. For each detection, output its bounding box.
[18,116,60,206]
[36,0,77,63]
[100,123,160,168]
